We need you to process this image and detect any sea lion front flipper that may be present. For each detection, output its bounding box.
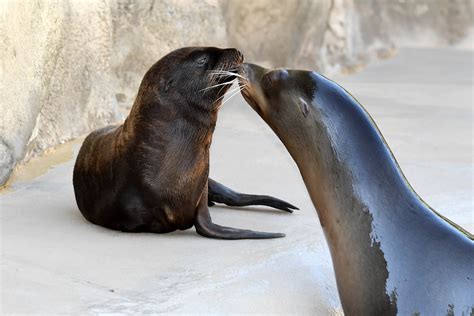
[196,185,285,240]
[208,178,299,213]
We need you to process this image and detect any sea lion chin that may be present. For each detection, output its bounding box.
[72,48,298,240]
[239,62,473,314]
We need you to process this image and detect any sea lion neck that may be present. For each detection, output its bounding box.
[121,96,219,148]
[278,77,417,314]
[290,75,421,226]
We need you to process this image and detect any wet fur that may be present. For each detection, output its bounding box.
[73,47,240,233]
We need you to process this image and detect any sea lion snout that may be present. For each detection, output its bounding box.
[239,63,269,82]
[218,48,244,68]
[239,64,292,118]
[232,49,244,64]
[238,63,270,116]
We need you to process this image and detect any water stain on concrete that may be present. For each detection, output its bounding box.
[0,137,83,192]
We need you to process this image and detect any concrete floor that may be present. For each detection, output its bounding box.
[1,47,472,315]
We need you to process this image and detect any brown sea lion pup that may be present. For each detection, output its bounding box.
[73,47,298,240]
[239,63,473,314]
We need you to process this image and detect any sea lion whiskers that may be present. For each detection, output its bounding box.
[208,69,241,77]
[212,87,235,105]
[213,84,245,103]
[216,83,248,109]
[208,60,236,84]
[205,68,249,98]
[209,70,247,80]
[207,72,228,85]
[205,68,245,98]
[205,64,242,94]
[207,63,226,87]
[200,79,236,93]
[210,70,249,107]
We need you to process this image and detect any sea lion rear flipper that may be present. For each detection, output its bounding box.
[196,185,285,240]
[208,178,299,213]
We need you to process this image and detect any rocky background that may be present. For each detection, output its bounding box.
[1,0,473,186]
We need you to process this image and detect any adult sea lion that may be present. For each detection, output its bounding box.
[73,47,298,240]
[239,63,473,314]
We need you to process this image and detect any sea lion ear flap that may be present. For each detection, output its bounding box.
[161,77,173,92]
[299,97,309,118]
[165,79,174,92]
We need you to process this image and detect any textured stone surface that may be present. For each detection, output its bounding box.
[0,0,118,185]
[224,0,473,71]
[221,0,332,69]
[356,0,474,46]
[0,0,227,186]
[110,0,227,109]
[1,0,472,186]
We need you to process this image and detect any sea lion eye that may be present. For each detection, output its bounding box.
[196,56,209,66]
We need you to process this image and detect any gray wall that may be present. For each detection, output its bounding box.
[1,0,472,186]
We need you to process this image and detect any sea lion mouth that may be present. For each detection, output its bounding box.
[238,64,265,116]
[214,50,244,82]
[240,86,263,116]
[204,50,244,98]
[200,51,245,109]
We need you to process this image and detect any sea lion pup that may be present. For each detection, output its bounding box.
[239,63,473,314]
[73,47,298,240]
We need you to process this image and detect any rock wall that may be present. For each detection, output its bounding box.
[110,0,227,109]
[1,0,118,186]
[223,0,473,72]
[0,0,472,186]
[0,0,227,186]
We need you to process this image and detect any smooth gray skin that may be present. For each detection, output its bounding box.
[239,63,474,315]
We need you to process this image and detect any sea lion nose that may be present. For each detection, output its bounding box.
[222,48,244,63]
[236,49,244,63]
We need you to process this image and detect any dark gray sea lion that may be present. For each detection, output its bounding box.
[72,47,298,240]
[239,63,473,314]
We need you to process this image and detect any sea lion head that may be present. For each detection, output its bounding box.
[239,62,384,162]
[239,63,320,155]
[138,47,244,111]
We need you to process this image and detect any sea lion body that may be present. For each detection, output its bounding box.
[73,48,297,239]
[239,63,473,314]
[74,122,204,232]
